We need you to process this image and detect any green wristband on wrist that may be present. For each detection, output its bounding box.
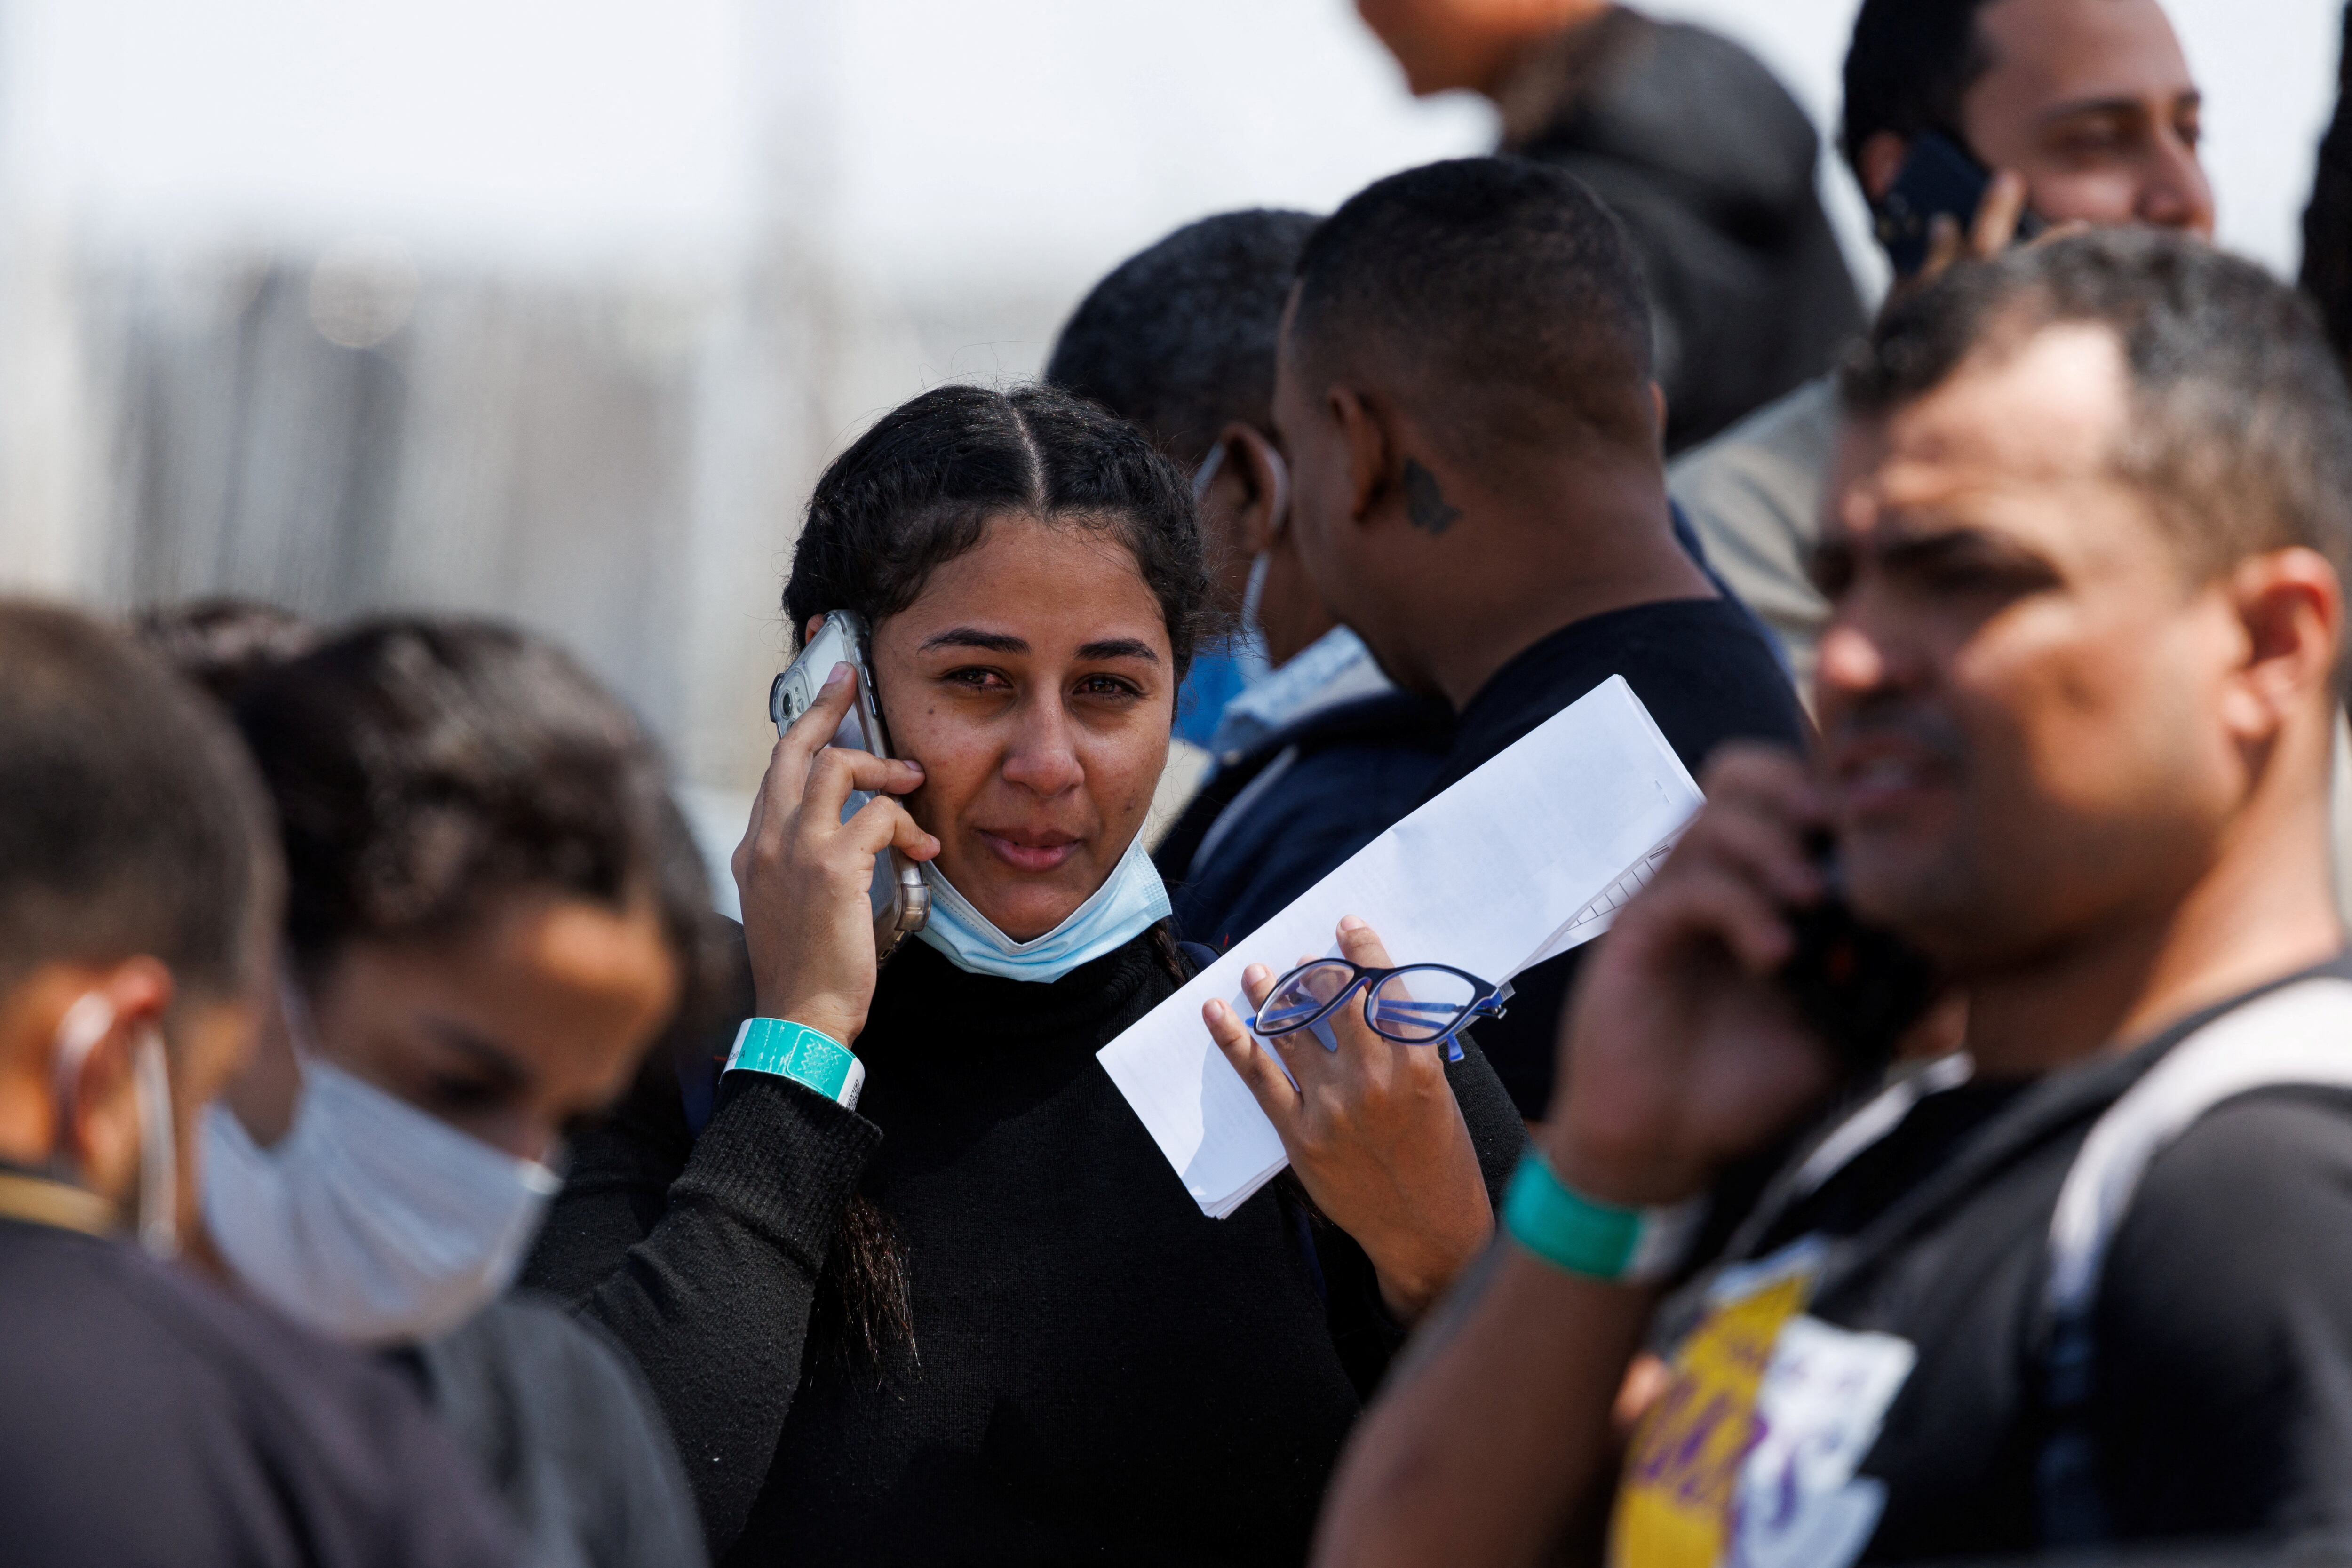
[1502,1150,1703,1285]
[726,1018,865,1110]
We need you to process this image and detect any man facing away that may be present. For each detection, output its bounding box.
[1352,0,1862,454]
[1273,156,1807,1119]
[1047,209,1457,951]
[1318,230,2352,1565]
[1671,0,2214,692]
[0,600,520,1568]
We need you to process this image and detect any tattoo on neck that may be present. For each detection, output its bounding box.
[1404,458,1462,537]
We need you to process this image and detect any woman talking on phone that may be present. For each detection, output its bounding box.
[524,383,1525,1565]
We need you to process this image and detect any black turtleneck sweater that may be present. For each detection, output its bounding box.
[524,930,1525,1566]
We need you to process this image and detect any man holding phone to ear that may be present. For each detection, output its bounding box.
[1319,228,2352,1568]
[1672,0,2212,696]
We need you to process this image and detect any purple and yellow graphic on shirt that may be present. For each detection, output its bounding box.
[1609,1243,1919,1568]
[1609,1253,1815,1568]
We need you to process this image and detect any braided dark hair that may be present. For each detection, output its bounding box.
[784,382,1209,683]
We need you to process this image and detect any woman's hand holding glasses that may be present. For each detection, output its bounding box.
[1202,915,1495,1322]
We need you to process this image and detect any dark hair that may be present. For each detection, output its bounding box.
[1840,0,2001,184]
[1842,230,2352,612]
[232,617,693,977]
[784,382,1208,680]
[2300,3,2352,369]
[1044,208,1321,467]
[1290,156,1655,460]
[0,600,279,1011]
[133,597,319,708]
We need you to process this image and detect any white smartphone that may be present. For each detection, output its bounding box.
[769,611,930,958]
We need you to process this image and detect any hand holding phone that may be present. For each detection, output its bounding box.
[767,612,930,958]
[1877,131,2045,279]
[1777,832,1942,1080]
[733,618,938,1048]
[1542,747,1850,1209]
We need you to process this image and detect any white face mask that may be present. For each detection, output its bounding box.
[1240,549,1274,650]
[51,993,177,1258]
[916,830,1172,983]
[202,1049,561,1346]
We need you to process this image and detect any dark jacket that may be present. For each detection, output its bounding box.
[524,931,1527,1566]
[1501,7,1863,452]
[0,1213,521,1568]
[1156,690,1454,953]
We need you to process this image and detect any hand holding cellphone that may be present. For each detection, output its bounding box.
[1778,832,1941,1079]
[1876,131,2046,277]
[769,612,930,958]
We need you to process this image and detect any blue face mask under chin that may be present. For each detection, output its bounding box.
[915,831,1172,983]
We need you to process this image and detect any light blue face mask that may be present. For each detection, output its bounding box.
[916,830,1172,982]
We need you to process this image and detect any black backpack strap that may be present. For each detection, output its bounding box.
[2032,975,2352,1547]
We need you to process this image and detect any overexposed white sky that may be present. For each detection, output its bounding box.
[2,0,2340,291]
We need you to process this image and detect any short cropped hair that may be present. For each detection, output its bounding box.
[1289,157,1655,460]
[1840,0,2002,183]
[0,600,278,1007]
[1842,230,2352,598]
[1045,209,1320,467]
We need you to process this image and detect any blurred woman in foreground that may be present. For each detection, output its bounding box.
[203,619,711,1568]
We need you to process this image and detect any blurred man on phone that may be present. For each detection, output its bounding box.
[1672,0,2212,692]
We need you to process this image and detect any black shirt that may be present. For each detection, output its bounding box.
[0,1213,522,1567]
[1435,597,1808,1115]
[1502,8,1864,453]
[1157,510,1765,960]
[524,931,1528,1566]
[1644,955,2352,1563]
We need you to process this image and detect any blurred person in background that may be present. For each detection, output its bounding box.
[1047,209,1455,951]
[1320,231,2352,1567]
[524,382,1526,1566]
[1354,0,1863,454]
[2303,4,2352,366]
[0,600,521,1568]
[205,619,709,1568]
[1672,0,2215,693]
[1274,157,1807,1123]
[1043,217,1310,761]
[134,596,319,707]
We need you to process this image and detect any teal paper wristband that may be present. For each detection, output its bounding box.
[725,1019,865,1109]
[1502,1151,1701,1285]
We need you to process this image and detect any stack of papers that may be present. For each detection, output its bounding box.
[1097,675,1705,1218]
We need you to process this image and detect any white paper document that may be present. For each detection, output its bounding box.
[1097,675,1706,1218]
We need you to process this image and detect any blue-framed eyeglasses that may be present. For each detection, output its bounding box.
[1247,958,1508,1063]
